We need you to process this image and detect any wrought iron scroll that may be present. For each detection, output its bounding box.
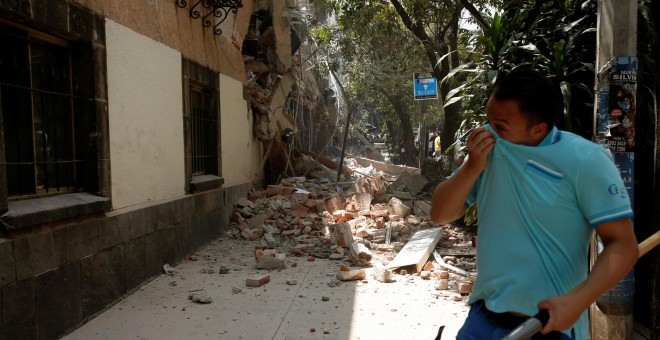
[175,0,242,35]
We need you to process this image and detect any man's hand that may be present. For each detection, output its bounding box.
[536,218,637,334]
[429,127,495,224]
[464,127,496,172]
[537,294,586,334]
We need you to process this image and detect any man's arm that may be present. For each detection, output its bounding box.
[430,164,479,223]
[538,218,638,333]
[430,127,495,224]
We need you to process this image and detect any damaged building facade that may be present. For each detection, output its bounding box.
[0,0,334,338]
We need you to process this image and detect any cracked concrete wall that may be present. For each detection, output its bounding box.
[268,73,296,139]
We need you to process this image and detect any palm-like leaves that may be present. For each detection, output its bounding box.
[446,0,597,139]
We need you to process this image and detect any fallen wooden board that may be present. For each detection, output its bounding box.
[387,227,443,273]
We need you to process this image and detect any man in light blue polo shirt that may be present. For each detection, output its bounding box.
[430,69,637,339]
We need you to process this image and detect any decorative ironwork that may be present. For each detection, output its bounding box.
[176,0,243,35]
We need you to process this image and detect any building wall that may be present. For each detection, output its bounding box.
[0,184,251,339]
[220,74,262,187]
[75,0,252,83]
[0,0,263,338]
[106,19,186,209]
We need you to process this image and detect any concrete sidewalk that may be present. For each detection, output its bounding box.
[63,237,470,340]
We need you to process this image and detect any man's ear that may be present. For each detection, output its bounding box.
[531,122,548,140]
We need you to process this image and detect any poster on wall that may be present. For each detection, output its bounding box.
[596,56,636,203]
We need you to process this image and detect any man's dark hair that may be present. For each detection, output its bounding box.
[491,69,561,129]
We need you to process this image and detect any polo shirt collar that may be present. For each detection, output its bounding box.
[538,126,561,146]
[484,124,561,146]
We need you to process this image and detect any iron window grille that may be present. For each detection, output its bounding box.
[0,21,97,199]
[189,82,218,176]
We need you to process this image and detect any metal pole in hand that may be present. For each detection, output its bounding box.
[502,230,660,340]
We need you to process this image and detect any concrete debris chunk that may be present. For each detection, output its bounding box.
[355,226,369,238]
[252,214,268,228]
[188,291,213,304]
[345,216,367,230]
[434,279,449,290]
[391,191,413,200]
[336,269,366,281]
[162,264,175,274]
[413,200,432,216]
[345,193,373,211]
[387,197,411,218]
[353,176,385,196]
[329,222,353,247]
[370,209,389,218]
[241,228,263,241]
[256,254,285,270]
[237,197,254,208]
[372,266,394,283]
[402,174,429,195]
[262,233,278,249]
[348,242,372,265]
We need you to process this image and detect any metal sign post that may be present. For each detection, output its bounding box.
[413,73,438,100]
[413,73,437,165]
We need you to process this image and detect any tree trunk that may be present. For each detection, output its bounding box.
[380,90,417,166]
[441,13,462,154]
[389,0,463,154]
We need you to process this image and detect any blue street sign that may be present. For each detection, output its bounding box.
[413,73,438,100]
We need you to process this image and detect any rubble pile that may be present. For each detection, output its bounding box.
[228,175,436,257]
[226,162,477,294]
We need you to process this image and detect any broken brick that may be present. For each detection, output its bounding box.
[246,274,271,287]
[323,194,344,214]
[458,281,473,294]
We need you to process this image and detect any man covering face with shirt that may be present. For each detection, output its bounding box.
[430,69,638,339]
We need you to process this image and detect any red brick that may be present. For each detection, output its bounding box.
[246,274,270,287]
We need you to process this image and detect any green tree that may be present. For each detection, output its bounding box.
[311,5,438,166]
[447,0,598,140]
[314,0,498,157]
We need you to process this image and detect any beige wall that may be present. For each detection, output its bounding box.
[106,20,186,209]
[76,0,251,82]
[220,74,262,187]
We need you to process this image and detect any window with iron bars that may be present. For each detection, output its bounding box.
[182,58,221,193]
[189,82,219,176]
[0,21,97,200]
